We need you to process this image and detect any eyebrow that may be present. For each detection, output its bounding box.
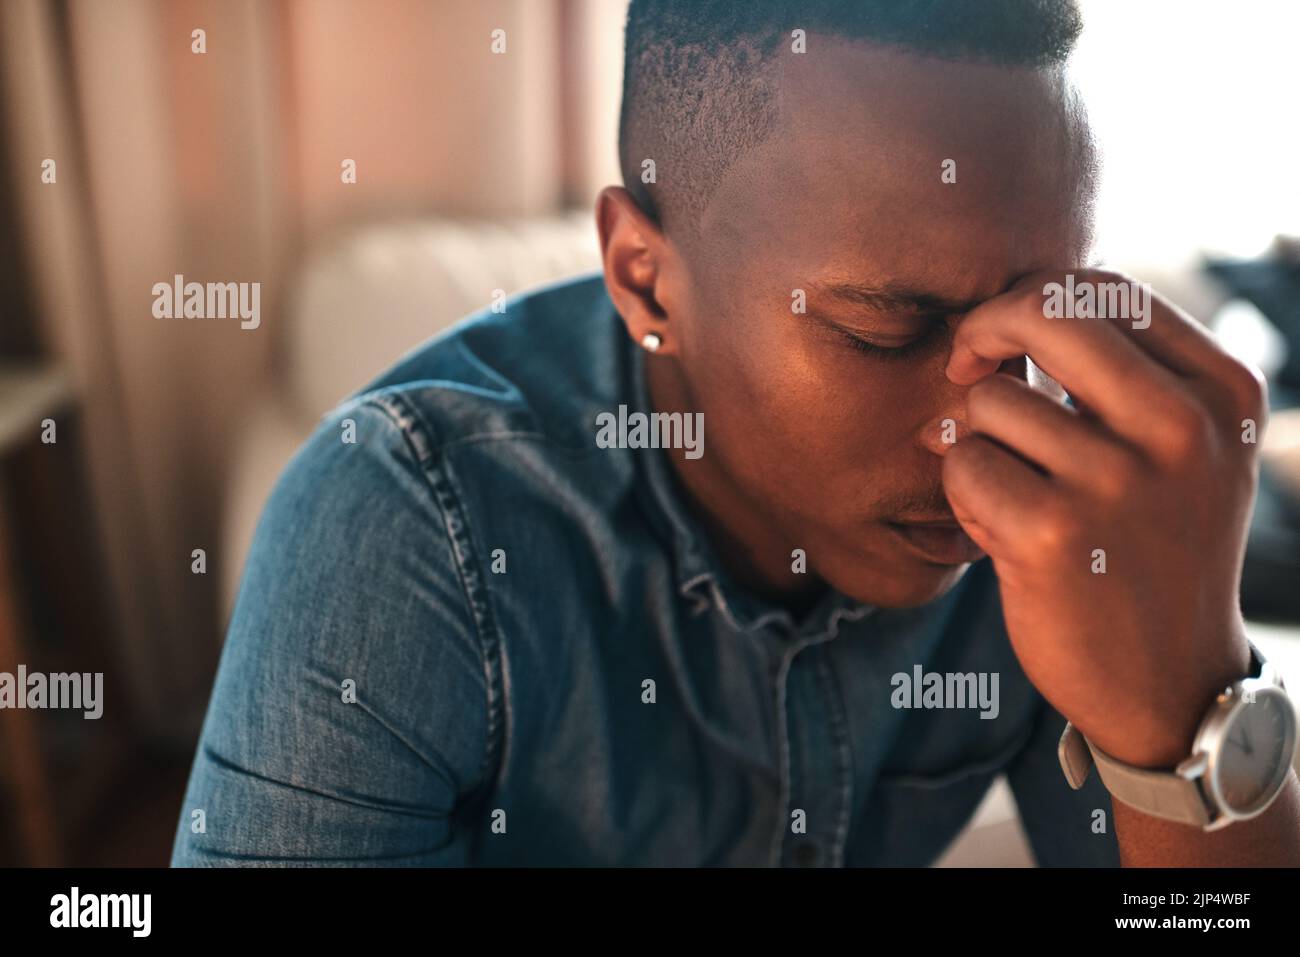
[809,280,987,316]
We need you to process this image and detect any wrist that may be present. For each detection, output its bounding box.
[1083,637,1254,769]
[1089,714,1205,769]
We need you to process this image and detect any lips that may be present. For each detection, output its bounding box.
[885,518,984,566]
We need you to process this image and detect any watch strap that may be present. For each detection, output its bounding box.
[1058,721,1212,825]
[1089,729,1213,826]
[1055,638,1273,828]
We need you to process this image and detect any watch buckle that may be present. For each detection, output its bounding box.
[1057,721,1094,789]
[1175,752,1209,781]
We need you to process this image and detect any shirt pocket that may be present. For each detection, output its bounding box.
[848,716,1036,866]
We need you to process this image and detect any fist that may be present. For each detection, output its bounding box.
[942,269,1265,767]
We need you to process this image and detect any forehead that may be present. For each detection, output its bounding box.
[698,37,1097,300]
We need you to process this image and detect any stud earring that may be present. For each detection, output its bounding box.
[640,332,662,352]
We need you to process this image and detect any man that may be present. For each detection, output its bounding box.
[171,0,1299,866]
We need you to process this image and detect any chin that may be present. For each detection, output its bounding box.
[822,554,971,610]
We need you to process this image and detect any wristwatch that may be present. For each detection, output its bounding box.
[1058,642,1298,831]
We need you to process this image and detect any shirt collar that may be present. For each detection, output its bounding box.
[623,326,875,639]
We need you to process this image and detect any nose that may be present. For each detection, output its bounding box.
[918,356,1027,456]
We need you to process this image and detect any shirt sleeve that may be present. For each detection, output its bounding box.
[170,397,494,866]
[1005,698,1122,866]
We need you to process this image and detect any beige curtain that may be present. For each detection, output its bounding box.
[0,0,625,737]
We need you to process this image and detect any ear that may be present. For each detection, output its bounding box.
[595,186,678,356]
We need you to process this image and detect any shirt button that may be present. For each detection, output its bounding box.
[791,843,820,867]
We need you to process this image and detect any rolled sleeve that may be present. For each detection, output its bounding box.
[1006,699,1121,867]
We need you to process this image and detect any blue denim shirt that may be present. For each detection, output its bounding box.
[171,272,1120,867]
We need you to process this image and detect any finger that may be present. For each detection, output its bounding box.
[1064,268,1236,382]
[1091,270,1271,427]
[948,284,1196,450]
[1012,269,1266,424]
[942,433,1055,559]
[965,372,1124,481]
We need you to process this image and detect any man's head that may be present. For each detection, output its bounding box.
[598,0,1099,609]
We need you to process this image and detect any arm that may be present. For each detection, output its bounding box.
[1112,773,1300,866]
[943,268,1300,866]
[171,399,492,866]
[1102,645,1300,867]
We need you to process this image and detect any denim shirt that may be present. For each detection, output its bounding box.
[171,272,1120,867]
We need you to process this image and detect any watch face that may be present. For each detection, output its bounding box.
[1211,687,1296,817]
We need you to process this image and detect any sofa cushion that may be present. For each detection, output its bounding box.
[283,213,602,418]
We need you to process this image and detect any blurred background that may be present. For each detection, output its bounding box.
[0,0,1298,867]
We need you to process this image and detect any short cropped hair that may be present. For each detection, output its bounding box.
[618,0,1083,237]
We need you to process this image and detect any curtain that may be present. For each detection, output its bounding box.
[0,0,626,737]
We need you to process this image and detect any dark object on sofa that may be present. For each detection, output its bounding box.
[1204,243,1300,623]
[1241,465,1300,622]
[1204,242,1300,396]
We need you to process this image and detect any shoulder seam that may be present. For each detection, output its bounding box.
[361,393,507,803]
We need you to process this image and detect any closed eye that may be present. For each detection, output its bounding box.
[839,323,946,361]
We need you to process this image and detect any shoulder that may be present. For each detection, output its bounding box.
[219,395,496,792]
[299,270,646,584]
[227,269,630,744]
[247,269,632,620]
[348,271,625,453]
[232,267,642,717]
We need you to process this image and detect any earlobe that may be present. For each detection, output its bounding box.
[595,185,674,355]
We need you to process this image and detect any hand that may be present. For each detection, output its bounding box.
[942,269,1264,768]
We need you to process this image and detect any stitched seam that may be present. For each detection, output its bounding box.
[768,649,796,867]
[813,647,853,867]
[363,394,506,802]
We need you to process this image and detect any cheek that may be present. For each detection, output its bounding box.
[688,319,924,480]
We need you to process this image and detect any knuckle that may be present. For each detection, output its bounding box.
[1033,504,1084,552]
[1093,449,1138,503]
[1156,396,1213,463]
[1012,279,1051,315]
[1222,357,1268,418]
